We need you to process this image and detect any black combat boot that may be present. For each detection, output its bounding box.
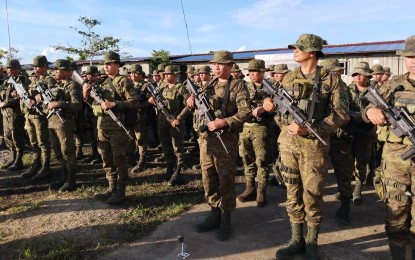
[168,165,185,186]
[276,223,305,259]
[95,180,117,200]
[256,181,268,207]
[237,178,256,202]
[366,170,374,187]
[107,181,126,205]
[216,209,232,241]
[32,152,51,181]
[7,151,24,171]
[90,146,102,165]
[336,197,351,225]
[1,150,16,170]
[305,226,320,260]
[58,165,77,193]
[49,161,68,191]
[352,179,363,205]
[164,163,175,181]
[131,154,146,174]
[20,150,40,179]
[196,207,221,233]
[389,243,405,260]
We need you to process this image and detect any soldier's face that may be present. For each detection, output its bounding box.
[129,72,143,82]
[231,71,241,79]
[33,66,47,76]
[293,48,314,63]
[165,74,177,84]
[104,62,120,76]
[404,56,415,76]
[200,73,210,81]
[381,74,390,82]
[249,71,264,84]
[55,69,69,80]
[372,74,383,82]
[274,73,286,82]
[194,74,201,82]
[6,68,19,76]
[213,63,232,80]
[153,75,161,82]
[353,74,368,87]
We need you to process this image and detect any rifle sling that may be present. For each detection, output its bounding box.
[308,67,321,121]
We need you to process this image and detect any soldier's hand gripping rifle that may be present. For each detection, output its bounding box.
[7,77,43,115]
[35,85,64,123]
[262,80,327,146]
[185,79,229,154]
[362,85,415,160]
[71,71,134,140]
[146,80,179,131]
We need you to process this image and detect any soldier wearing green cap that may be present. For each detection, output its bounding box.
[43,59,82,192]
[148,65,190,185]
[128,63,150,174]
[272,64,290,88]
[197,65,212,88]
[364,35,415,260]
[371,64,385,87]
[382,67,392,82]
[20,55,53,181]
[187,50,251,241]
[186,66,196,81]
[83,51,138,204]
[0,59,28,171]
[262,34,348,259]
[237,59,273,207]
[230,64,244,80]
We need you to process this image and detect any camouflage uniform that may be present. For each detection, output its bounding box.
[362,35,415,259]
[85,52,138,204]
[21,55,53,180]
[0,60,27,171]
[47,59,82,192]
[274,34,348,260]
[237,59,272,207]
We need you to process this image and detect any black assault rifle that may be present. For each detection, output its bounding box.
[7,77,43,115]
[262,80,327,145]
[362,85,415,160]
[146,80,179,131]
[35,85,64,123]
[71,71,134,140]
[185,79,229,153]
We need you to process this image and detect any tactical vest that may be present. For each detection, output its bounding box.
[161,83,184,117]
[246,81,270,124]
[92,75,124,117]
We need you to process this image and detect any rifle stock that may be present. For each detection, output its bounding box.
[7,77,43,116]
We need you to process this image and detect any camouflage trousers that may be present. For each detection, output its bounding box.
[382,142,415,248]
[25,115,51,156]
[266,122,280,165]
[239,123,268,183]
[200,131,239,211]
[330,136,354,199]
[352,133,375,182]
[49,120,77,169]
[278,129,329,227]
[158,115,185,166]
[133,117,148,157]
[3,113,25,153]
[98,127,129,182]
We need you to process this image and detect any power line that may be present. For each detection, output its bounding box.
[180,0,192,55]
[4,0,12,59]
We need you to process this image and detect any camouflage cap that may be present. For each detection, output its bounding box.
[273,64,290,74]
[32,55,48,67]
[103,51,122,65]
[157,63,166,72]
[186,66,195,74]
[231,64,241,72]
[288,33,325,58]
[383,67,392,75]
[85,65,99,76]
[371,64,385,75]
[197,65,211,74]
[70,61,77,70]
[244,59,267,72]
[5,59,21,69]
[163,65,179,75]
[209,50,234,64]
[128,63,144,74]
[321,59,343,72]
[268,65,275,73]
[351,62,372,77]
[152,69,160,76]
[396,35,415,57]
[53,59,71,70]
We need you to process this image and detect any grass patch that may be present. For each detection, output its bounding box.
[3,201,41,215]
[19,238,79,260]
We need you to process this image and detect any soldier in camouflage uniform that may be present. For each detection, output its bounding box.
[230,64,244,80]
[83,52,138,204]
[364,35,415,260]
[237,59,272,207]
[382,67,392,82]
[186,66,195,81]
[20,55,53,181]
[128,64,150,174]
[263,34,348,259]
[44,59,82,192]
[272,64,290,87]
[371,64,385,87]
[0,59,27,171]
[149,65,190,185]
[187,50,251,241]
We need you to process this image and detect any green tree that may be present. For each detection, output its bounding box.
[0,47,21,64]
[150,49,172,71]
[51,16,130,65]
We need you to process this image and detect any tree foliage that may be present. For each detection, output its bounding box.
[149,49,172,71]
[0,48,21,64]
[51,16,130,65]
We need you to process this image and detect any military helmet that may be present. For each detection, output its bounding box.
[6,59,21,69]
[245,59,267,72]
[273,64,290,74]
[209,50,234,64]
[396,35,415,57]
[32,55,48,67]
[371,64,385,75]
[288,33,325,58]
[351,62,372,77]
[54,59,71,70]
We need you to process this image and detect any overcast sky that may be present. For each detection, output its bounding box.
[0,0,413,64]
